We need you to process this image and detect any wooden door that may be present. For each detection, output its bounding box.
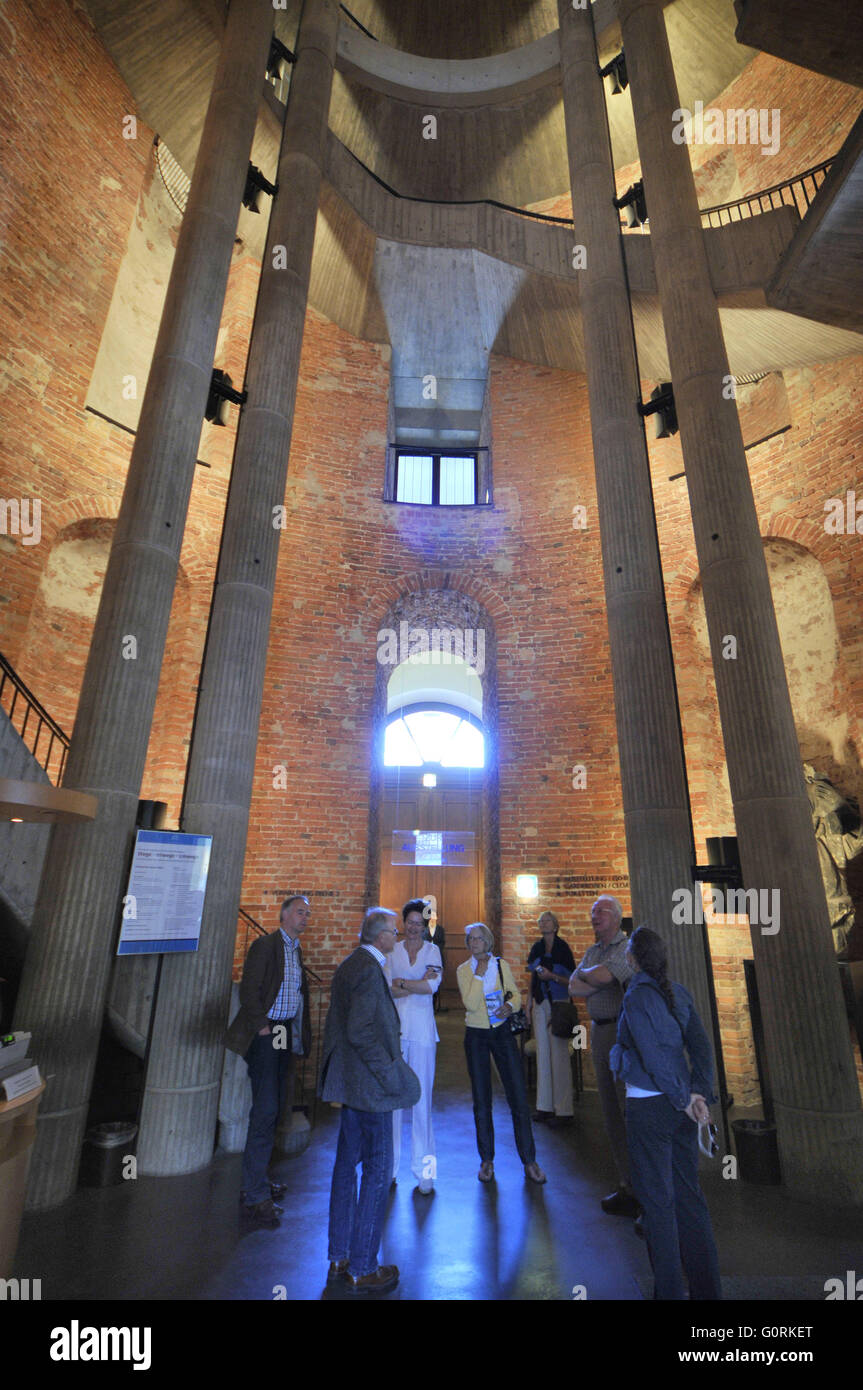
[379,781,484,990]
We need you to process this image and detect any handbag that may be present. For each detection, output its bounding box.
[550,1000,579,1038]
[497,958,530,1034]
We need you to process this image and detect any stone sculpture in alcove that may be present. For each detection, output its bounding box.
[803,763,863,954]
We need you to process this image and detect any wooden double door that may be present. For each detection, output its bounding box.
[379,780,484,991]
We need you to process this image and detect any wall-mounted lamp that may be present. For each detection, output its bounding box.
[613,179,648,228]
[599,51,628,94]
[205,368,247,426]
[638,382,678,439]
[517,874,539,900]
[422,773,437,788]
[266,36,295,85]
[242,163,278,214]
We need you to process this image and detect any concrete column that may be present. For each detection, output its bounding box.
[617,0,863,1201]
[136,0,340,1175]
[14,0,277,1209]
[556,1,715,1040]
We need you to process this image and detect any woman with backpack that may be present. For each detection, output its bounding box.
[610,925,722,1300]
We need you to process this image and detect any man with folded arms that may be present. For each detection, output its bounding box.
[321,907,420,1296]
[569,894,639,1218]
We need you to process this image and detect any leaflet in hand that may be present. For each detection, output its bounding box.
[485,988,504,1018]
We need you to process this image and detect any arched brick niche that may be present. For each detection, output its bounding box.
[366,581,502,944]
[17,510,199,822]
[18,516,117,733]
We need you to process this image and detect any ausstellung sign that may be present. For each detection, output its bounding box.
[117,830,212,955]
[392,830,475,867]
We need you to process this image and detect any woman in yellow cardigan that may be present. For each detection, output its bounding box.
[457,923,547,1184]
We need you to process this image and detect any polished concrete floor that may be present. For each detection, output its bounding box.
[14,1003,863,1302]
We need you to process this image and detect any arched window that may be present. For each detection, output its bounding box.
[384,705,484,769]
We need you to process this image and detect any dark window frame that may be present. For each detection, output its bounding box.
[392,449,488,507]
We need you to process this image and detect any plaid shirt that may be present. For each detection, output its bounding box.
[267,929,302,1021]
[576,930,635,1021]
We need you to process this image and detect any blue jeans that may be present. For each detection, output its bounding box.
[464,1025,536,1165]
[626,1094,722,1300]
[242,1032,293,1204]
[327,1107,393,1278]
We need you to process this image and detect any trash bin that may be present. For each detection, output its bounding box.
[79,1121,138,1188]
[731,1117,781,1185]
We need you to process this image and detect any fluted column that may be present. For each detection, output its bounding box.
[13,0,277,1209]
[136,0,340,1174]
[556,0,715,1042]
[617,0,863,1200]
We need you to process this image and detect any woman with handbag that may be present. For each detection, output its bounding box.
[457,922,546,1185]
[526,911,576,1127]
[610,925,722,1300]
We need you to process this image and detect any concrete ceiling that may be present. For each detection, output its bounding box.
[81,0,755,200]
[79,0,863,388]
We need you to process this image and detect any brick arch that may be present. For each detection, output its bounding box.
[762,511,833,561]
[375,568,512,637]
[47,492,119,546]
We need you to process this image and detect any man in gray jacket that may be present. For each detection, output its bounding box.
[321,907,420,1296]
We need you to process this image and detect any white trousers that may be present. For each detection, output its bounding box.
[392,1038,437,1183]
[534,998,574,1117]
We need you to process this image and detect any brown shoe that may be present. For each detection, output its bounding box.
[524,1161,547,1184]
[242,1197,280,1227]
[344,1264,399,1296]
[327,1259,349,1284]
[478,1160,495,1183]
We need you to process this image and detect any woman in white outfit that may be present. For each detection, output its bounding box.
[387,898,442,1194]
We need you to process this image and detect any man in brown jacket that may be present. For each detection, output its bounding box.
[226,894,312,1225]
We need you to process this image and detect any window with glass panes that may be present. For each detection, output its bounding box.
[394,451,479,506]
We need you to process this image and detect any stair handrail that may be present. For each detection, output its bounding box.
[0,649,70,785]
[154,117,838,238]
[698,156,835,228]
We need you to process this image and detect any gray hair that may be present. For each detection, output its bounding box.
[361,906,397,944]
[464,921,494,952]
[594,894,623,927]
[538,910,560,933]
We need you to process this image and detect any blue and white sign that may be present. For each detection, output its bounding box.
[117,830,213,955]
[391,830,475,868]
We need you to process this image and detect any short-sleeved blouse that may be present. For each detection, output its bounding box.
[387,940,442,1046]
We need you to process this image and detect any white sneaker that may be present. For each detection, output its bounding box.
[418,1177,434,1194]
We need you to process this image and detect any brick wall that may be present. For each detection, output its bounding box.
[238,315,629,991]
[646,354,863,1101]
[531,50,863,218]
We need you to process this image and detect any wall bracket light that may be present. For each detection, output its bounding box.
[242,164,279,214]
[599,51,628,94]
[638,382,678,438]
[267,36,295,85]
[205,368,247,426]
[613,180,647,228]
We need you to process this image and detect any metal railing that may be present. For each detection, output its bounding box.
[155,115,837,244]
[0,650,70,785]
[154,137,189,216]
[698,157,834,229]
[340,4,378,40]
